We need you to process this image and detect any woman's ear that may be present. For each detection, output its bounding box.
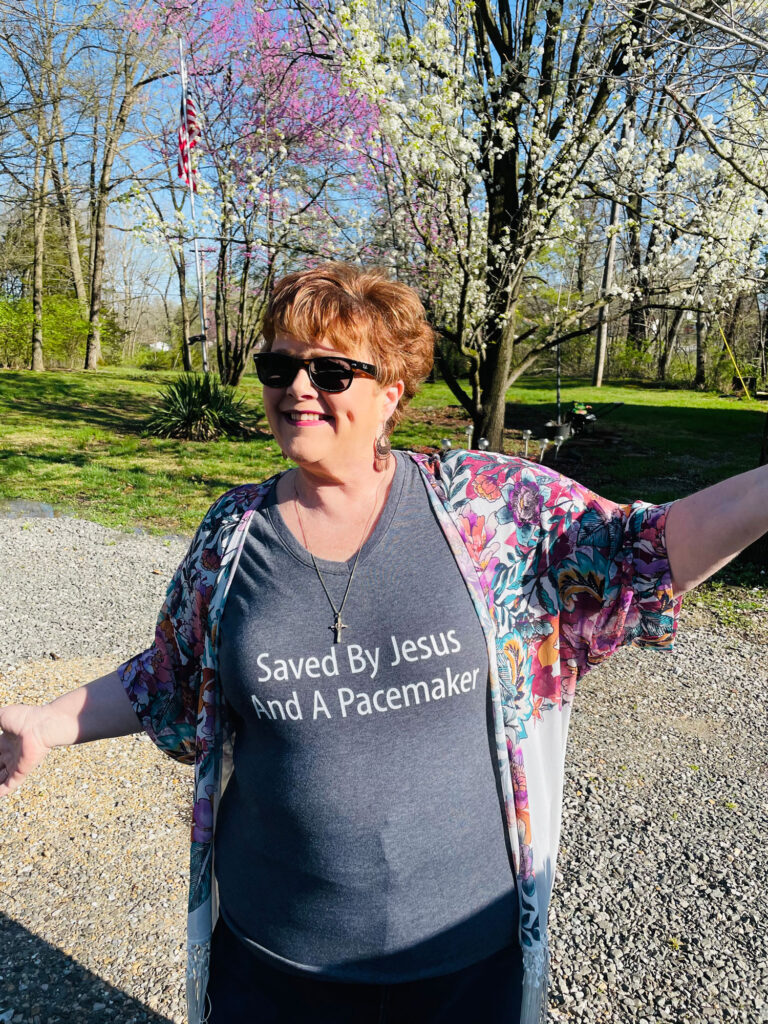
[381,379,405,421]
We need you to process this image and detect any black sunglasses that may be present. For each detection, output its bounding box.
[254,352,378,393]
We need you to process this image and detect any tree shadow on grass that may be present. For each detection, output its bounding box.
[4,395,148,435]
[0,447,92,469]
[1,374,264,439]
[0,373,152,433]
[0,914,176,1024]
[505,400,765,503]
[4,395,269,443]
[505,396,765,437]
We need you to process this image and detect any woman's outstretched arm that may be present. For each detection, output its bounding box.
[665,463,768,594]
[0,670,141,798]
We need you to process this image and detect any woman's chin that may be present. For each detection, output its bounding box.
[278,437,332,466]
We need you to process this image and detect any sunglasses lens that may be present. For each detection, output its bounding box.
[255,353,293,387]
[310,358,353,392]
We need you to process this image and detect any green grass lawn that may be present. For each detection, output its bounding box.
[0,368,281,535]
[2,367,766,529]
[2,366,766,635]
[496,377,767,504]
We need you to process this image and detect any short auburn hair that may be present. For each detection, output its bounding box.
[261,263,435,428]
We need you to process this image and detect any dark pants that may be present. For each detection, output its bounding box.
[206,917,523,1024]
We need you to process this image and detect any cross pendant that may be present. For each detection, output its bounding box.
[331,613,347,644]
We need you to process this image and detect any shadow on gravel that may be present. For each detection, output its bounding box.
[0,914,174,1024]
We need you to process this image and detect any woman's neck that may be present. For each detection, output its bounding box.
[278,457,398,561]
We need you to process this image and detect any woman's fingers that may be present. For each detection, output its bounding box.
[0,705,52,798]
[0,715,24,797]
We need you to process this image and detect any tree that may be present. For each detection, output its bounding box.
[131,0,376,385]
[314,0,768,444]
[322,0,676,443]
[601,81,766,385]
[77,3,171,368]
[102,214,177,361]
[125,128,199,372]
[0,0,62,369]
[0,0,173,370]
[0,198,92,368]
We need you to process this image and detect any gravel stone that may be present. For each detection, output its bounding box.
[0,517,187,671]
[1,514,766,1022]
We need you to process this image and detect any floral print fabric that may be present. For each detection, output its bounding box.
[118,451,679,1024]
[435,452,679,736]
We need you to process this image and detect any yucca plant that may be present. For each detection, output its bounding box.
[146,373,249,441]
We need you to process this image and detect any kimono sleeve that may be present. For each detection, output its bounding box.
[545,482,681,678]
[117,521,215,765]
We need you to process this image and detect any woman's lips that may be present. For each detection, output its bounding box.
[282,411,332,425]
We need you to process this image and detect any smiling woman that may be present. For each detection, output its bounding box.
[2,262,768,1024]
[258,328,402,510]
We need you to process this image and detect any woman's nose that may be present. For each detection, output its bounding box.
[286,365,317,396]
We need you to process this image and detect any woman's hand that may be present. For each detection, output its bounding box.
[0,670,142,799]
[0,704,55,798]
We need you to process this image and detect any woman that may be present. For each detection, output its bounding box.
[1,263,766,1024]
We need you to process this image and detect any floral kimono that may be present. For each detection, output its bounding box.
[118,450,679,1024]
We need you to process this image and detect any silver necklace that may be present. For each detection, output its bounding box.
[293,475,383,643]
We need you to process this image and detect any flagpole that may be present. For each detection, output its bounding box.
[179,37,209,373]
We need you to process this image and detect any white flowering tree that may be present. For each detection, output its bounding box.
[587,67,768,384]
[308,0,768,441]
[318,0,709,445]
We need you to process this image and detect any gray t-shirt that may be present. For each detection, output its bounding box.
[214,452,518,981]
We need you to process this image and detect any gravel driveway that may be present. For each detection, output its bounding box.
[0,516,766,1024]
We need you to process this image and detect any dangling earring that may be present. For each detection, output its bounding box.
[373,429,392,472]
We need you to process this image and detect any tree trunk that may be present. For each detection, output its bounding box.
[220,249,270,387]
[51,105,89,316]
[627,300,648,354]
[476,316,515,452]
[593,198,620,387]
[215,234,229,380]
[657,306,685,380]
[757,305,767,383]
[84,58,143,369]
[84,92,129,368]
[695,308,707,387]
[88,110,98,299]
[31,143,51,372]
[84,194,106,368]
[625,193,647,351]
[720,294,744,389]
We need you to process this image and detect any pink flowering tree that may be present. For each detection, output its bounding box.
[135,0,376,385]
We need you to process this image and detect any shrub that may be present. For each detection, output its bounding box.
[146,373,250,441]
[137,348,174,371]
[607,338,655,380]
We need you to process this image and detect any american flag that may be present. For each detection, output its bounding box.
[178,83,200,191]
